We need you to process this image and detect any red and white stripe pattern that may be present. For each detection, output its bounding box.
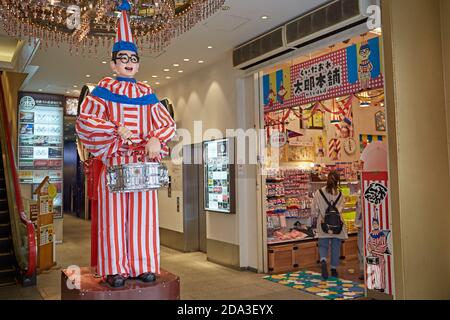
[362,172,394,296]
[328,138,341,160]
[76,77,176,277]
[115,9,134,44]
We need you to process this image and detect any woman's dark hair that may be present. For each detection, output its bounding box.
[326,170,340,194]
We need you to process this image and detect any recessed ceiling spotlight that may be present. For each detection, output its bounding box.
[178,70,184,73]
[173,63,180,67]
[143,80,148,84]
[113,73,117,77]
[165,76,171,79]
[155,82,160,85]
[102,61,107,64]
[152,75,157,78]
[198,60,204,64]
[66,91,70,94]
[261,15,269,20]
[183,58,190,62]
[38,89,43,92]
[163,68,170,72]
[73,85,78,88]
[86,74,91,78]
[207,46,213,49]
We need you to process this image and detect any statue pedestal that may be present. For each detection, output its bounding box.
[61,267,180,300]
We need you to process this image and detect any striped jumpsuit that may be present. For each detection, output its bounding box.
[76,77,176,277]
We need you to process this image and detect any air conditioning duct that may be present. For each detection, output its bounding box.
[285,0,379,48]
[232,27,294,70]
[232,0,380,70]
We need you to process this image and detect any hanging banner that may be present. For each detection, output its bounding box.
[263,37,384,113]
[362,171,394,297]
[262,67,292,108]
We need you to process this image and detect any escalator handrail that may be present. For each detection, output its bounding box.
[0,72,36,277]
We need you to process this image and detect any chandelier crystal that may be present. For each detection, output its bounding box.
[0,0,225,55]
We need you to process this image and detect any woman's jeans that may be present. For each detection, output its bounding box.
[318,238,342,269]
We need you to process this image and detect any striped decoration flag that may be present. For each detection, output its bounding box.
[328,139,341,160]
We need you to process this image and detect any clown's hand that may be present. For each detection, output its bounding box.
[145,137,161,159]
[118,126,133,141]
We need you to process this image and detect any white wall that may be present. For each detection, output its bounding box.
[157,53,257,260]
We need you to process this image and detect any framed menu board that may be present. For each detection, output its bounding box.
[17,92,64,219]
[203,138,236,214]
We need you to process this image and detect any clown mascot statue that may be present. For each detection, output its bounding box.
[76,0,176,288]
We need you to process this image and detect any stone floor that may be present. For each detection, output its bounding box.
[0,214,362,300]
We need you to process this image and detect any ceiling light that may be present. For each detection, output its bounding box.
[183,58,190,62]
[173,64,180,67]
[113,73,117,77]
[178,70,184,73]
[143,81,148,84]
[163,68,170,72]
[73,85,78,88]
[165,76,171,79]
[261,15,269,20]
[38,89,43,92]
[198,60,204,64]
[86,74,91,78]
[207,46,213,49]
[155,82,160,85]
[152,75,157,78]
[102,61,107,64]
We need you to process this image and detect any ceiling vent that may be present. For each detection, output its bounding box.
[233,0,379,70]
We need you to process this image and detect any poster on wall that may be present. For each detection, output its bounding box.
[362,171,394,296]
[263,37,384,113]
[204,138,235,214]
[17,92,64,219]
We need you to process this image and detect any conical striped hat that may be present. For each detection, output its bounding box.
[112,0,138,54]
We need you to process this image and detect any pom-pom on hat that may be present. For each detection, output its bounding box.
[112,0,138,54]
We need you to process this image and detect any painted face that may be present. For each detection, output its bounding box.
[372,220,379,230]
[359,47,371,59]
[110,50,140,78]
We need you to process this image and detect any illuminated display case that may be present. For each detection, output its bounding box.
[203,138,236,214]
[17,92,64,218]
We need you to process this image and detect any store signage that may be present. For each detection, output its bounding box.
[362,171,394,297]
[263,37,384,113]
[17,92,64,219]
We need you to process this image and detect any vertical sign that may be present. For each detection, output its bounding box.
[362,171,394,296]
[18,92,64,219]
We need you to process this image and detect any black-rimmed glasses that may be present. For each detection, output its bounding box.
[114,54,140,64]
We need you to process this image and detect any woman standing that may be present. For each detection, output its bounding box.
[311,171,347,279]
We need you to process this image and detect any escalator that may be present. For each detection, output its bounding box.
[0,146,16,286]
[0,72,36,287]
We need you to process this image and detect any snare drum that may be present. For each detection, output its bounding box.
[106,162,169,193]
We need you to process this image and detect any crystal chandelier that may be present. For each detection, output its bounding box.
[0,0,225,55]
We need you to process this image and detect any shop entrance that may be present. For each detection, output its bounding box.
[257,28,393,300]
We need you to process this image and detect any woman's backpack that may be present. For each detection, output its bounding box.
[319,189,343,235]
